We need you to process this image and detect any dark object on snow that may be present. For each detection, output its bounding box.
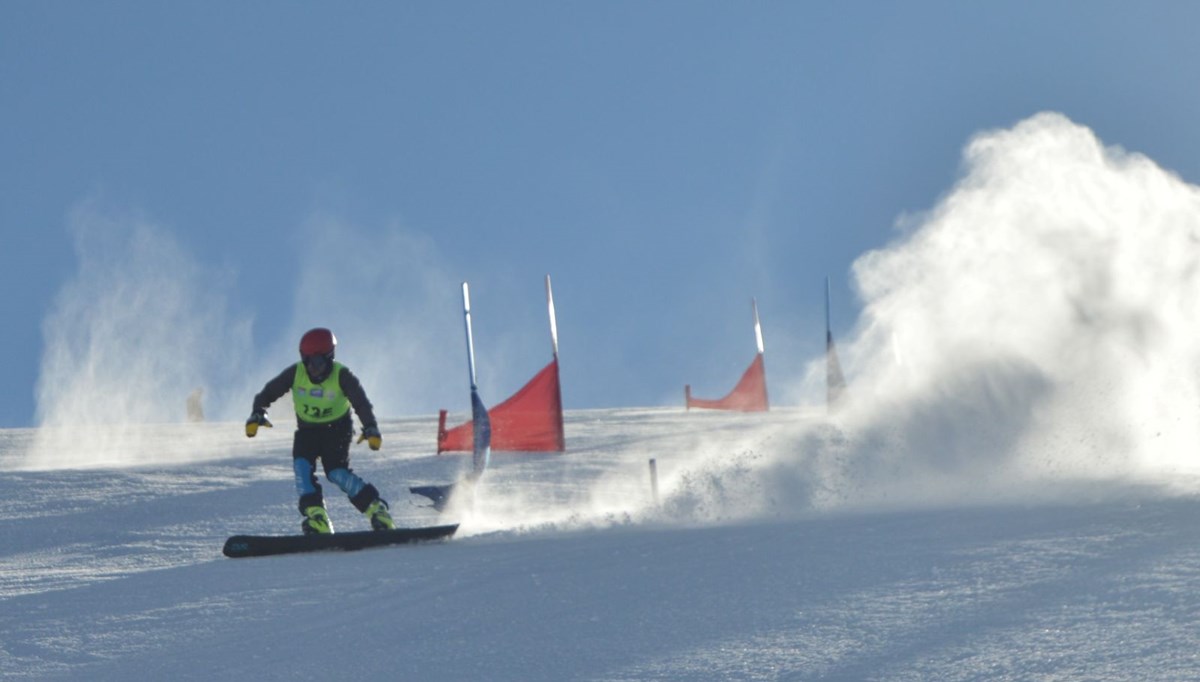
[222,524,459,558]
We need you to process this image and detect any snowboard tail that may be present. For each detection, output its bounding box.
[409,484,456,512]
[223,524,459,558]
[410,473,478,512]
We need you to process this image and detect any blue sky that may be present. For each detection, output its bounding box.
[4,2,1200,428]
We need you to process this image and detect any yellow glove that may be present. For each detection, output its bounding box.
[358,425,382,450]
[245,411,272,437]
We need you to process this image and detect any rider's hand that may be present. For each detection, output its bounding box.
[245,411,272,437]
[358,424,382,450]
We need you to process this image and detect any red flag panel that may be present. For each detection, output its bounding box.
[685,353,769,412]
[438,359,565,453]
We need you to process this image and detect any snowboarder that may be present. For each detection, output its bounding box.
[245,327,395,535]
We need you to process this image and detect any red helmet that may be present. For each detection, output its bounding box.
[299,328,336,359]
[299,328,337,382]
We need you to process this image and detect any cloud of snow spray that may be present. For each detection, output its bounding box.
[20,209,477,470]
[279,215,464,420]
[651,112,1200,523]
[25,205,256,469]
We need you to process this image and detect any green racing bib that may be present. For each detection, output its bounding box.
[292,362,351,424]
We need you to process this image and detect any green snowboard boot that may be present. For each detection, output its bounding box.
[301,505,333,535]
[364,499,395,531]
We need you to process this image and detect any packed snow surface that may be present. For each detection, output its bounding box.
[2,407,1198,681]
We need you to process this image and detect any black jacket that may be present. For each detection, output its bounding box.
[252,363,378,430]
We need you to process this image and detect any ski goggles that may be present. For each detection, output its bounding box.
[303,353,331,378]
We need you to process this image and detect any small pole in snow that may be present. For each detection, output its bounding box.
[649,458,659,505]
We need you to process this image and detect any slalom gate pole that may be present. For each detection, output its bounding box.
[462,282,479,391]
[649,458,659,504]
[546,273,559,360]
[461,282,492,477]
[752,298,764,355]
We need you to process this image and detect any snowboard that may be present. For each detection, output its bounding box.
[223,523,459,558]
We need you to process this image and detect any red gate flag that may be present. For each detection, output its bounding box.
[438,357,565,452]
[685,353,769,412]
[684,298,770,412]
[437,275,566,453]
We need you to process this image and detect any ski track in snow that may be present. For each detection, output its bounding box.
[1,408,1199,680]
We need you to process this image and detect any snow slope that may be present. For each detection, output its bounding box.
[2,407,1199,681]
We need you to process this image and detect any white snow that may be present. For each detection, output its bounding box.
[2,407,1198,681]
[10,114,1200,680]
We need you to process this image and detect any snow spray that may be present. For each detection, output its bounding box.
[668,112,1200,520]
[26,207,255,468]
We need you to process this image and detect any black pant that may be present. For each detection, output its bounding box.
[292,417,379,514]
